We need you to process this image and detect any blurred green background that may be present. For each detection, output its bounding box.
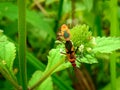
[0,0,120,90]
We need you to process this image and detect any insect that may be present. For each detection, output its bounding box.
[60,24,71,41]
[58,25,95,90]
[58,24,76,67]
[57,24,71,41]
[65,40,76,67]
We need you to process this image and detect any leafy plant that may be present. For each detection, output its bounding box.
[27,24,120,89]
[28,71,53,90]
[0,22,120,89]
[0,30,20,89]
[0,0,120,90]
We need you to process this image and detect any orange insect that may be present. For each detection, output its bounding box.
[59,24,76,67]
[57,24,70,41]
[65,40,76,67]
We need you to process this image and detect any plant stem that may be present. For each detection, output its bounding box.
[30,57,64,90]
[18,0,27,90]
[110,52,116,90]
[10,40,73,90]
[0,67,21,90]
[71,0,75,27]
[27,53,73,90]
[54,0,63,33]
[110,0,119,36]
[110,0,118,90]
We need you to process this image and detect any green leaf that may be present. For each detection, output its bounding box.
[83,0,93,12]
[26,10,55,38]
[0,2,55,38]
[0,30,16,79]
[45,47,71,73]
[76,2,86,11]
[76,53,98,64]
[0,30,16,70]
[101,77,120,90]
[0,2,18,21]
[93,37,120,53]
[27,52,74,90]
[4,20,18,37]
[28,70,53,90]
[1,42,16,70]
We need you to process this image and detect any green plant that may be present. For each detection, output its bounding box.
[0,0,120,90]
[0,30,21,89]
[0,24,120,90]
[18,0,27,90]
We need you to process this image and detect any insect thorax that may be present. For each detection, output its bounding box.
[63,31,70,39]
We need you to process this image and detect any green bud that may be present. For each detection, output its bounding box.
[70,24,92,47]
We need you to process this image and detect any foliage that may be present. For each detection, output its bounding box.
[0,2,54,36]
[0,30,16,81]
[45,48,70,73]
[93,37,120,53]
[0,23,120,90]
[70,24,92,47]
[102,76,120,90]
[28,71,53,90]
[0,2,55,53]
[0,0,120,90]
[55,24,120,65]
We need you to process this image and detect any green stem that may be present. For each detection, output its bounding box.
[110,52,116,90]
[10,40,73,90]
[30,57,64,90]
[110,0,118,90]
[18,0,27,90]
[54,0,64,33]
[71,0,76,27]
[0,67,21,90]
[27,53,73,90]
[110,0,119,36]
